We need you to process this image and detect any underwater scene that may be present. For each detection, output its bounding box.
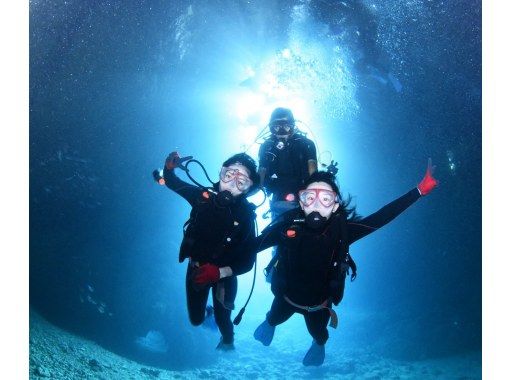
[29,0,481,379]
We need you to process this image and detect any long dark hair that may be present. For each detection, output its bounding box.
[302,171,361,221]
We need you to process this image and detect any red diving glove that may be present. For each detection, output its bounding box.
[417,158,438,196]
[193,263,220,286]
[165,151,180,170]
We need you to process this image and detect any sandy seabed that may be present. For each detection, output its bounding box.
[29,310,481,380]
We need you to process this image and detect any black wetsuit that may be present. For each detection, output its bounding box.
[259,133,317,201]
[163,167,257,344]
[253,188,421,345]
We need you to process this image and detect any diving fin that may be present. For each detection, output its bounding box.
[302,340,325,367]
[253,319,275,346]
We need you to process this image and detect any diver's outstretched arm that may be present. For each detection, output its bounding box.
[163,151,201,206]
[347,159,438,244]
[251,220,288,255]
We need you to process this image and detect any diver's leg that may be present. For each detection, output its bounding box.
[267,296,295,326]
[185,264,210,326]
[302,310,329,366]
[303,309,330,345]
[254,296,294,346]
[212,277,237,347]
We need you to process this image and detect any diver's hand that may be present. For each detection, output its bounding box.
[193,263,220,286]
[165,151,180,170]
[417,158,438,196]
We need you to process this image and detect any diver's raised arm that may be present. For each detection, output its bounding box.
[347,159,438,244]
[163,151,201,205]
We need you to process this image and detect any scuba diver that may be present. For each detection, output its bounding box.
[159,151,260,350]
[251,160,438,366]
[258,107,318,215]
[258,107,318,281]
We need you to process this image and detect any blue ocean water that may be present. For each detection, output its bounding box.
[29,0,481,378]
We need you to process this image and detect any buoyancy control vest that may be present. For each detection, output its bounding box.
[179,190,256,263]
[269,210,357,306]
